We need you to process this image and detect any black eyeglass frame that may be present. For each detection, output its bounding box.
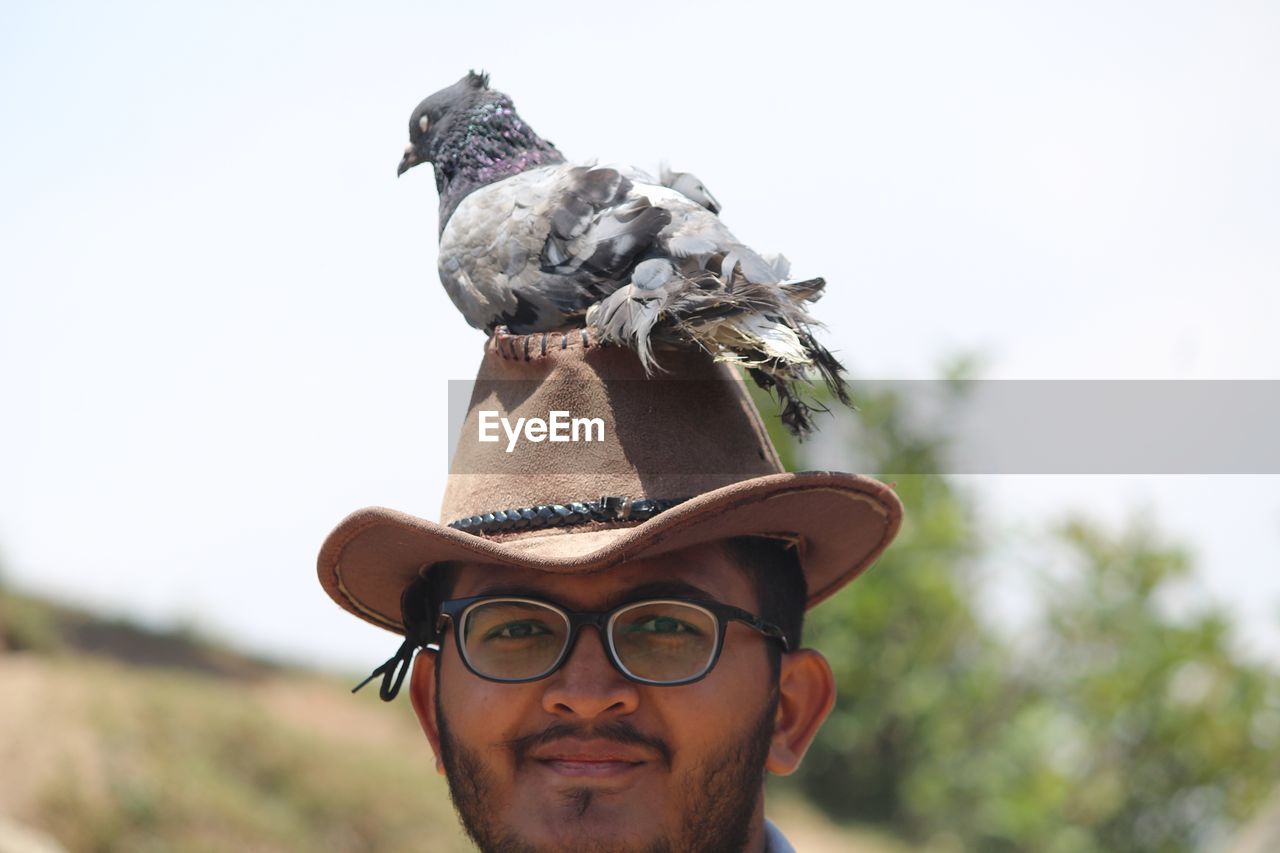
[434,594,791,687]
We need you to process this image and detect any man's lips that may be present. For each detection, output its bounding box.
[541,759,643,778]
[529,738,651,777]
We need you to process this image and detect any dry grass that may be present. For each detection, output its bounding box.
[0,655,471,853]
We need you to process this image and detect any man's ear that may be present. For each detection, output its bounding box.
[766,648,836,775]
[409,649,446,775]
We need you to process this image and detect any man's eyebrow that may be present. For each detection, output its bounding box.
[461,580,718,607]
[465,584,551,600]
[608,580,716,605]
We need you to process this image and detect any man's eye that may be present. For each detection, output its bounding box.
[627,616,699,635]
[485,621,551,640]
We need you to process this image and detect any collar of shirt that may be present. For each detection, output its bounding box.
[764,818,797,853]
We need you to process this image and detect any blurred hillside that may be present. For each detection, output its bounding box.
[0,586,470,852]
[0,587,905,853]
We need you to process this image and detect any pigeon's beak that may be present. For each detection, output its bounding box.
[397,143,421,177]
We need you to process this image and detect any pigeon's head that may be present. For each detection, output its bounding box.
[398,70,493,177]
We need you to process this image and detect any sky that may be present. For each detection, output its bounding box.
[2,1,1277,674]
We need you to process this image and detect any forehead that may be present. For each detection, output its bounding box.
[447,541,757,611]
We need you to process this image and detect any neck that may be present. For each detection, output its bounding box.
[433,95,565,229]
[746,797,772,853]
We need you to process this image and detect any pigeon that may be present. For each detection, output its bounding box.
[398,71,850,435]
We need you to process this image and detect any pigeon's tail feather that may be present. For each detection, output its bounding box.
[691,305,850,437]
[745,367,828,436]
[588,266,851,435]
[798,326,853,407]
[720,242,785,287]
[780,275,826,302]
[584,257,683,372]
[586,289,664,372]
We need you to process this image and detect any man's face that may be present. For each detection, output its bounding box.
[408,541,829,853]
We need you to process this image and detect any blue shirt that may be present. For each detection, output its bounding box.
[764,819,796,853]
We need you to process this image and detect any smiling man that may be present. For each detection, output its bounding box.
[411,540,828,853]
[317,330,902,852]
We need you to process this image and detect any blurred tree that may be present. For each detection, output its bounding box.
[756,373,1280,852]
[1020,518,1280,852]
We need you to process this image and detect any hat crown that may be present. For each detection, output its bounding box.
[441,330,783,530]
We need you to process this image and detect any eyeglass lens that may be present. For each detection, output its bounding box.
[460,599,718,683]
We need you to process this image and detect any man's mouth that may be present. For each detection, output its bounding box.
[542,759,643,777]
[530,738,651,778]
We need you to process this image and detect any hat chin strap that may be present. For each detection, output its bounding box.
[352,637,417,701]
[352,574,439,702]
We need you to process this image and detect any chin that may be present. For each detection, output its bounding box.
[544,825,655,847]
[517,795,667,851]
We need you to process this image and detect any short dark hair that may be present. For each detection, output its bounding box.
[722,536,807,657]
[402,536,807,675]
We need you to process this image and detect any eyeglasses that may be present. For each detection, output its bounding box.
[435,595,790,686]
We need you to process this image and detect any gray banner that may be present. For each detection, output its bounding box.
[447,380,1280,474]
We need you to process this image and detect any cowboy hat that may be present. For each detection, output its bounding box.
[318,329,902,635]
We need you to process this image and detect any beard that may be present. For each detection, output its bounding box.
[435,691,778,853]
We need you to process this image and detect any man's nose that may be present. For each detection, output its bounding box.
[541,625,640,719]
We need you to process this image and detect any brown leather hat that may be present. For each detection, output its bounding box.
[317,329,902,635]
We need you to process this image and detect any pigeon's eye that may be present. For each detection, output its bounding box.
[418,115,430,134]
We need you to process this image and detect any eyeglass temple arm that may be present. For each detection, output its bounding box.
[737,615,791,652]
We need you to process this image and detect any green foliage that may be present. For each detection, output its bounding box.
[1026,519,1280,851]
[759,371,1280,851]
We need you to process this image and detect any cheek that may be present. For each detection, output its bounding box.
[655,650,775,757]
[714,627,775,692]
[437,645,540,745]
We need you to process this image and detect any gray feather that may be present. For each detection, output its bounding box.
[658,163,722,214]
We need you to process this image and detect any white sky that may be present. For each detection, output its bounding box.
[2,1,1277,674]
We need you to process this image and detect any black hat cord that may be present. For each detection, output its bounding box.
[352,574,435,702]
[352,636,418,701]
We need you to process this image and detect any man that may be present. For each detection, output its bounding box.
[318,330,902,852]
[407,537,826,852]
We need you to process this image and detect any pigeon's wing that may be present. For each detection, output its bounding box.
[631,182,779,284]
[437,164,674,332]
[537,166,671,281]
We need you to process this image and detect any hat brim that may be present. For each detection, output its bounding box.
[318,471,902,634]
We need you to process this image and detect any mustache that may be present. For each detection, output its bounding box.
[505,720,673,769]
